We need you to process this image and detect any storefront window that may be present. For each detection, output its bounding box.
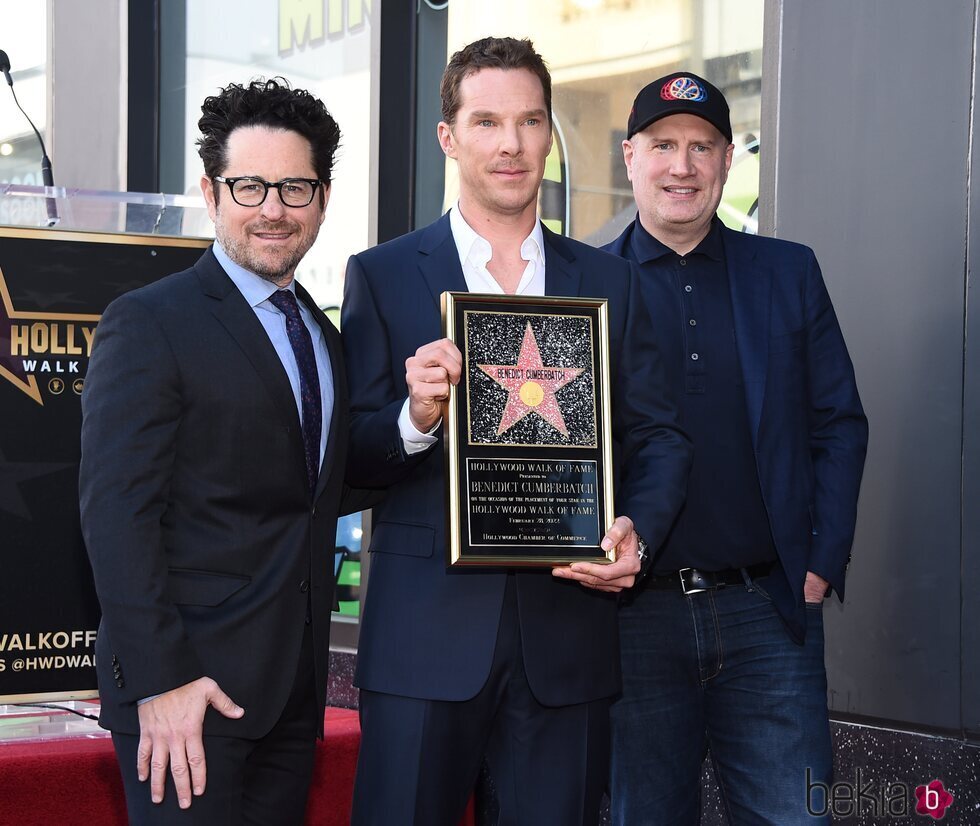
[444,0,763,240]
[176,0,374,311]
[0,4,49,226]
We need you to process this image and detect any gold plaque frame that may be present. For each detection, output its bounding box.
[442,291,615,567]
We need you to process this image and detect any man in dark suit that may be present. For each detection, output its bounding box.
[342,37,691,826]
[603,73,868,825]
[80,79,364,824]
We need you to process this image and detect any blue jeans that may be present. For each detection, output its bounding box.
[610,576,832,825]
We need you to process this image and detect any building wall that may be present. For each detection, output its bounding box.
[766,0,978,738]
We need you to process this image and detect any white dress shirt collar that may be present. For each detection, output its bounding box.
[448,203,546,296]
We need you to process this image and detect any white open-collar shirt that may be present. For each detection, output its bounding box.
[398,204,547,451]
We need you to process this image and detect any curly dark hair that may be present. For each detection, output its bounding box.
[197,77,341,186]
[441,37,552,127]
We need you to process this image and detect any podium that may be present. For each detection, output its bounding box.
[0,182,213,236]
[0,184,212,708]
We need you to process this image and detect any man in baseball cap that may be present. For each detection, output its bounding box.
[603,72,868,825]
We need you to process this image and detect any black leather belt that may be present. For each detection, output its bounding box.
[647,562,774,595]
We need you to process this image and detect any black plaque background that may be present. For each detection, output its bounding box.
[0,229,208,701]
[446,294,612,566]
[465,311,597,448]
[466,457,602,548]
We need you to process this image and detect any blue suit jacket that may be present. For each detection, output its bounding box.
[342,214,691,705]
[605,220,868,641]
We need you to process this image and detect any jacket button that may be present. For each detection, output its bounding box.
[299,580,310,593]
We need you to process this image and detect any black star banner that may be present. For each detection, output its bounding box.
[0,227,208,702]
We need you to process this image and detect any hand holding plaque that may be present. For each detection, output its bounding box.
[442,292,615,567]
[405,338,462,432]
[552,514,642,592]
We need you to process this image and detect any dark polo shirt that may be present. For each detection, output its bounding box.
[626,217,776,573]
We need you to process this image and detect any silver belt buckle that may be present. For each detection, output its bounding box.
[679,568,707,595]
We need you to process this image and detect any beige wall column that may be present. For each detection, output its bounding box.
[48,0,127,191]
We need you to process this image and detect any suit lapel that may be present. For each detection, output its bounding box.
[724,227,770,445]
[197,251,303,442]
[542,225,583,297]
[418,213,468,314]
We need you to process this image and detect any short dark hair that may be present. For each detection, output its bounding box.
[197,77,341,185]
[441,37,552,127]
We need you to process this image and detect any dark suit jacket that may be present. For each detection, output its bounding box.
[80,247,360,738]
[605,220,868,641]
[341,213,691,706]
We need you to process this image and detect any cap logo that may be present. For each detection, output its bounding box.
[661,76,707,103]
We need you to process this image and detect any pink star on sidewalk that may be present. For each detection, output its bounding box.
[477,322,583,437]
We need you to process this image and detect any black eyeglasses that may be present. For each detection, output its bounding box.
[213,176,323,208]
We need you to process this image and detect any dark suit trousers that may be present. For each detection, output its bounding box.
[112,625,317,826]
[352,575,611,826]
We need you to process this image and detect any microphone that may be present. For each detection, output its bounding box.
[1,49,59,225]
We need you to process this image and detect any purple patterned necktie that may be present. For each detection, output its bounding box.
[269,289,322,494]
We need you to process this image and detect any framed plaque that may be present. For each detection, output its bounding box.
[442,292,615,567]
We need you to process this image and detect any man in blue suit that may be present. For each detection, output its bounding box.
[342,38,690,826]
[603,73,868,825]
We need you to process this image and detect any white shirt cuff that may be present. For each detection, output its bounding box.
[398,399,439,455]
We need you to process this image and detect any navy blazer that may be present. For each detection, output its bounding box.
[342,213,691,705]
[81,248,364,737]
[605,220,868,641]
